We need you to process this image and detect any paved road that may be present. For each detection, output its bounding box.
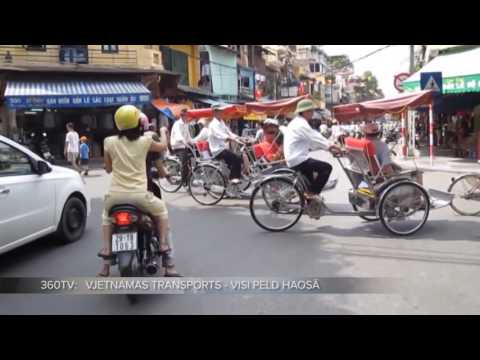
[1,150,480,314]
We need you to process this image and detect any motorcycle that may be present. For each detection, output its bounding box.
[106,168,175,303]
[26,131,55,164]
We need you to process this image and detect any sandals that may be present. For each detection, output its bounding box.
[159,248,183,277]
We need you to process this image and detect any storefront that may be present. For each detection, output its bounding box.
[402,46,480,159]
[2,73,152,158]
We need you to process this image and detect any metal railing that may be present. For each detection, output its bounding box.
[0,45,138,67]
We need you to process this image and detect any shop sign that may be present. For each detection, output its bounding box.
[6,93,152,109]
[403,74,480,94]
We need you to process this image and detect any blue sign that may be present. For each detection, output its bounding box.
[420,72,443,93]
[6,93,152,109]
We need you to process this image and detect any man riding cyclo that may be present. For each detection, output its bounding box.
[283,99,342,203]
[208,105,245,185]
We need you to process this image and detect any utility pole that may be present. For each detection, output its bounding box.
[409,45,415,73]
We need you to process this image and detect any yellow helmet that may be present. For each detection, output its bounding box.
[114,105,141,131]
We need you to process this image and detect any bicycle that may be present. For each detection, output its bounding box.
[188,137,291,206]
[158,146,198,193]
[448,173,480,216]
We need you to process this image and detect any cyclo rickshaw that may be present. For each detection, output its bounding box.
[249,136,454,236]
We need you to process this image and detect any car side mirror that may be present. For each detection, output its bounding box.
[35,160,51,175]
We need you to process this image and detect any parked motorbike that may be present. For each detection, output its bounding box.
[26,131,55,164]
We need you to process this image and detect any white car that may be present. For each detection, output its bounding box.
[0,135,90,255]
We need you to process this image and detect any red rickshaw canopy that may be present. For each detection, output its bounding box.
[333,90,434,122]
[186,95,310,120]
[245,95,310,115]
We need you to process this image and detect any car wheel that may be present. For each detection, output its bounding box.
[56,197,87,244]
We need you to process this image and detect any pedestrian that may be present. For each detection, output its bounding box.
[64,122,81,173]
[79,136,90,176]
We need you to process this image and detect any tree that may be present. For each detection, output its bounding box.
[327,55,354,72]
[353,71,384,102]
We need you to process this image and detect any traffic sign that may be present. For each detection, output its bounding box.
[421,72,443,93]
[394,73,410,92]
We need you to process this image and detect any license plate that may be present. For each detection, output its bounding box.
[112,232,138,253]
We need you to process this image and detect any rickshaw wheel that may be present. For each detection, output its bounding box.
[378,181,430,236]
[351,205,380,222]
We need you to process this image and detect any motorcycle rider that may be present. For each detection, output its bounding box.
[283,99,342,201]
[97,105,178,277]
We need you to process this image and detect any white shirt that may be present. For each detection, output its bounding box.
[65,131,80,153]
[170,118,192,150]
[193,127,210,143]
[283,116,332,168]
[208,117,238,157]
[255,128,264,142]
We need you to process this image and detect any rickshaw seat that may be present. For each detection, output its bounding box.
[252,143,264,159]
[344,137,380,177]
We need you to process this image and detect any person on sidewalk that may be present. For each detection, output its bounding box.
[64,122,81,173]
[79,136,90,176]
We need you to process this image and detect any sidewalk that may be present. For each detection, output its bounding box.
[393,147,480,174]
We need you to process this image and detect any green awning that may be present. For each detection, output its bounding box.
[403,47,480,94]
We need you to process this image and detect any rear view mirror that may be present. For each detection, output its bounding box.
[35,160,51,175]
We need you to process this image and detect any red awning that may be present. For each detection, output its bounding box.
[151,99,190,118]
[333,90,434,122]
[187,105,246,120]
[245,95,309,115]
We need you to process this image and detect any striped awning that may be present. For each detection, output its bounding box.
[4,80,151,109]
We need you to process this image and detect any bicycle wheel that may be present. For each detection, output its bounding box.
[379,181,430,236]
[159,158,183,193]
[250,176,304,232]
[448,174,480,216]
[189,164,227,206]
[352,205,380,222]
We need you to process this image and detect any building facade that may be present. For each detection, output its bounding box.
[0,45,173,157]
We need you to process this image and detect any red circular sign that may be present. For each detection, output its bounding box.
[394,73,411,92]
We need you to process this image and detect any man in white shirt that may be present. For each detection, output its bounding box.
[208,106,242,184]
[284,99,341,199]
[64,122,81,173]
[170,108,194,185]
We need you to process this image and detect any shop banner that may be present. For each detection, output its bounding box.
[6,94,151,109]
[403,74,480,94]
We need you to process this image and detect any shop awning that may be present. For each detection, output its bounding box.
[151,99,190,120]
[333,90,434,122]
[4,80,151,109]
[402,47,480,93]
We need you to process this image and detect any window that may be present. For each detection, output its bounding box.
[160,46,189,86]
[0,142,33,177]
[315,63,320,72]
[101,45,119,53]
[25,45,46,51]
